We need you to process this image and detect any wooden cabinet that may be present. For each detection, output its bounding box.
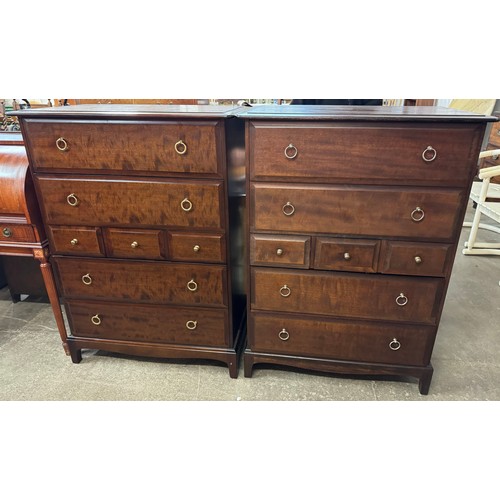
[13,104,245,377]
[239,105,494,394]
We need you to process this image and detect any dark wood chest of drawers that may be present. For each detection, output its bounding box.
[13,105,246,377]
[238,105,494,394]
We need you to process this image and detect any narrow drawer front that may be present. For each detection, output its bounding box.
[379,241,452,277]
[0,224,36,243]
[66,300,228,347]
[54,257,227,307]
[250,122,479,185]
[250,234,310,268]
[314,237,380,272]
[106,228,164,259]
[250,313,434,366]
[252,183,464,240]
[37,176,224,229]
[48,226,103,256]
[24,120,221,175]
[251,268,443,324]
[168,232,226,263]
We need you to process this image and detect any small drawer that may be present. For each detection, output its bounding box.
[54,257,227,307]
[106,228,164,259]
[0,224,36,243]
[48,226,103,256]
[379,241,452,277]
[23,119,221,176]
[250,234,310,268]
[168,232,225,263]
[66,300,228,347]
[314,237,380,272]
[250,313,434,366]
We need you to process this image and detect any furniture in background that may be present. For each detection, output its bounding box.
[463,149,500,256]
[478,112,500,184]
[11,104,246,377]
[238,104,495,394]
[0,132,68,350]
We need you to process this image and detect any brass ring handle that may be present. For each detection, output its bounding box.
[276,248,284,256]
[70,238,78,246]
[414,256,422,264]
[344,252,351,261]
[82,273,92,286]
[67,193,79,207]
[411,207,425,222]
[282,202,295,216]
[2,227,12,238]
[389,338,401,351]
[193,245,200,253]
[396,293,408,307]
[280,285,291,297]
[422,145,437,162]
[186,320,198,330]
[56,137,69,152]
[278,328,290,341]
[187,279,198,292]
[91,314,101,326]
[131,241,139,248]
[284,143,298,159]
[181,198,193,212]
[174,140,188,155]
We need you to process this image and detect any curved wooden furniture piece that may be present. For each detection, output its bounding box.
[0,132,68,353]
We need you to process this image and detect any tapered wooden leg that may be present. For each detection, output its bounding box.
[243,352,254,378]
[68,341,82,364]
[227,355,239,379]
[418,365,434,395]
[34,249,69,355]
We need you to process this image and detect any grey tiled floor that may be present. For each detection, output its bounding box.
[1,209,499,401]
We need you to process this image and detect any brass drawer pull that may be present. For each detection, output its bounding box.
[131,241,139,248]
[422,145,437,162]
[174,140,188,155]
[187,279,198,292]
[280,285,291,297]
[70,238,79,246]
[181,198,193,212]
[343,252,351,261]
[82,273,92,286]
[56,137,69,152]
[186,320,198,330]
[282,202,295,216]
[389,338,401,351]
[67,193,79,207]
[284,143,298,159]
[414,256,422,264]
[276,248,284,256]
[396,293,408,306]
[2,227,12,238]
[193,245,200,253]
[278,328,290,341]
[91,314,101,326]
[411,207,425,222]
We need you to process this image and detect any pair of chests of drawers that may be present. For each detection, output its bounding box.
[247,121,476,366]
[24,119,230,346]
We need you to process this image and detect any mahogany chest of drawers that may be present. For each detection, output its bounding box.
[12,105,246,377]
[238,105,494,394]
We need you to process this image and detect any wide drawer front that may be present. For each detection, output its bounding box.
[251,268,443,324]
[48,226,104,256]
[23,119,221,175]
[54,257,227,307]
[0,224,36,243]
[250,313,434,366]
[252,183,464,240]
[66,300,228,347]
[250,122,479,185]
[37,176,224,229]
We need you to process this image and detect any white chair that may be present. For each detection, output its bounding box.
[463,149,500,256]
